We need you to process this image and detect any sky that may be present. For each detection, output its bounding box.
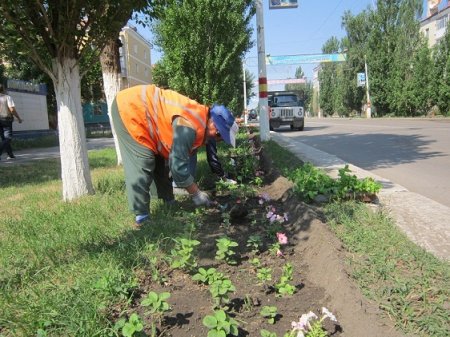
[138,0,448,107]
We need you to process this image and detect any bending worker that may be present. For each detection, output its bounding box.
[111,84,239,225]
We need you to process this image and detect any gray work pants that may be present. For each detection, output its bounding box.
[110,99,174,216]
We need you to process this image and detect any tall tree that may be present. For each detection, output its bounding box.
[151,0,255,114]
[433,21,450,115]
[319,37,340,116]
[0,1,146,201]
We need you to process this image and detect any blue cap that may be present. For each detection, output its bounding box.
[210,104,239,147]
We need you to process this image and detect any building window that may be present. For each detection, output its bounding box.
[436,14,449,30]
[144,50,147,60]
[135,63,139,73]
[134,44,138,54]
[145,68,149,77]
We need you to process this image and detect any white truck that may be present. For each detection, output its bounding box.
[268,91,304,131]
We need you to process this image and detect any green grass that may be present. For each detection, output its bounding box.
[264,140,450,337]
[13,135,59,151]
[0,148,196,337]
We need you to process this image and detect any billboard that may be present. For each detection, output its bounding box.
[269,0,298,10]
[266,53,347,65]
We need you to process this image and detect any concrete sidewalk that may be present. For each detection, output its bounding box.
[272,132,450,261]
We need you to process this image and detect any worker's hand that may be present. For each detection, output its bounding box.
[192,190,212,207]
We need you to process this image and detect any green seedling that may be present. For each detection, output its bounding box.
[250,257,262,269]
[275,263,296,297]
[170,238,200,271]
[247,234,263,254]
[114,313,144,337]
[215,237,239,265]
[209,278,236,308]
[203,309,239,337]
[260,306,278,324]
[192,267,224,285]
[256,267,272,285]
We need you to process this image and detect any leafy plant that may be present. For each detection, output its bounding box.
[209,278,236,308]
[192,267,224,285]
[141,291,171,315]
[114,313,144,337]
[170,238,200,271]
[247,234,263,254]
[288,163,334,201]
[203,309,239,337]
[256,267,273,285]
[215,237,239,265]
[275,263,296,297]
[260,306,278,324]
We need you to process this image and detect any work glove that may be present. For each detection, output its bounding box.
[192,190,212,207]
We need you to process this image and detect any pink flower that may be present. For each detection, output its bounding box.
[276,232,288,245]
[276,249,284,257]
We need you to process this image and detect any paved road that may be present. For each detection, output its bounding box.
[275,118,450,208]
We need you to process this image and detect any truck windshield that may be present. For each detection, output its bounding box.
[274,95,298,105]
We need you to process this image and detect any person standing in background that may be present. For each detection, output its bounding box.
[0,84,23,160]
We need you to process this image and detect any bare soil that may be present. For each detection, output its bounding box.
[130,144,408,337]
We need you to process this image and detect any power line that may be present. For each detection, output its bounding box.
[309,0,345,39]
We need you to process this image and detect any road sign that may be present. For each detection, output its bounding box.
[357,72,366,87]
[269,0,298,9]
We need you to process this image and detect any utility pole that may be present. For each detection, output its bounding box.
[256,0,270,141]
[364,55,372,119]
[243,60,248,125]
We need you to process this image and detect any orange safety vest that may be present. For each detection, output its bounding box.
[116,85,209,158]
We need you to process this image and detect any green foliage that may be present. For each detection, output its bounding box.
[275,263,296,297]
[192,267,224,285]
[288,163,334,202]
[209,278,236,308]
[256,267,273,285]
[215,237,239,265]
[169,238,200,271]
[246,234,263,253]
[259,306,278,324]
[288,163,382,202]
[152,0,255,113]
[203,309,239,337]
[433,21,450,115]
[334,165,382,199]
[114,313,144,337]
[141,291,171,314]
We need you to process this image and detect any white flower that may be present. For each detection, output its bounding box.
[321,307,337,322]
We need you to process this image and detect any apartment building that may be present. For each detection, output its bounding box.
[420,1,450,48]
[119,25,153,88]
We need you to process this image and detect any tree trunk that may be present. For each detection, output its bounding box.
[54,58,94,201]
[101,38,123,165]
